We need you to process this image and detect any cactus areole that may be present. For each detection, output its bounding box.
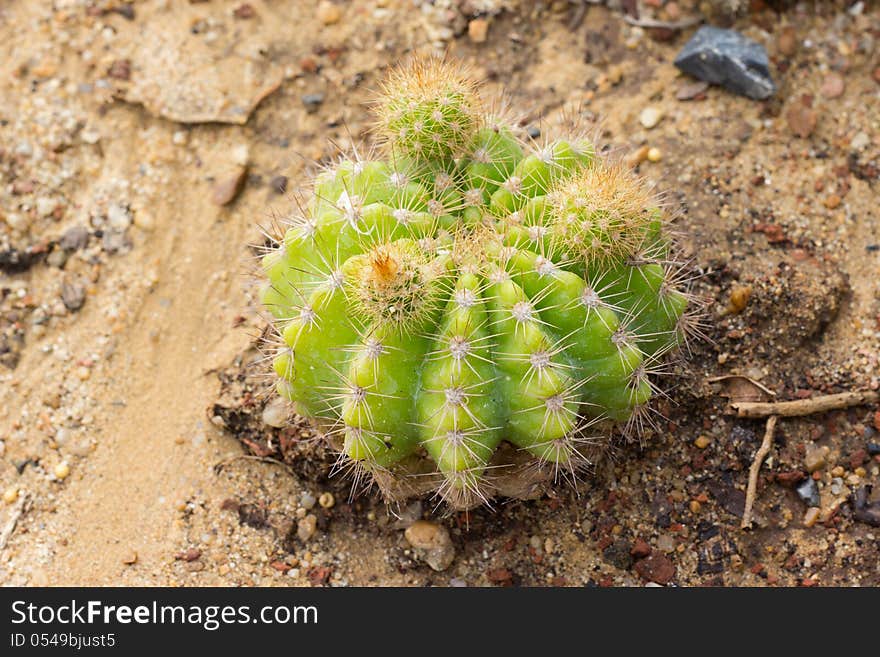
[260,58,698,508]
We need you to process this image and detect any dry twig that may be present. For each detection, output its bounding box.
[213,454,294,475]
[732,390,879,418]
[707,374,777,397]
[741,416,777,530]
[622,15,702,30]
[0,493,30,551]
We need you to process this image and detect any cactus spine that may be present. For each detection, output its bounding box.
[260,57,699,508]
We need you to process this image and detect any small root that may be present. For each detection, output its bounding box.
[741,415,777,530]
[732,390,879,418]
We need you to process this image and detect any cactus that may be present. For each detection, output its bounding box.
[260,57,699,508]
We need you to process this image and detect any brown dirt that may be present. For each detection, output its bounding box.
[1,1,879,587]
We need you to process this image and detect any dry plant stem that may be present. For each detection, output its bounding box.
[622,15,703,30]
[0,493,30,551]
[707,374,777,397]
[213,454,295,475]
[732,391,880,418]
[741,415,777,530]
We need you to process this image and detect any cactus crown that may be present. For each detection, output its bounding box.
[260,56,699,509]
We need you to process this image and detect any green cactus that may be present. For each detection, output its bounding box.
[260,57,699,508]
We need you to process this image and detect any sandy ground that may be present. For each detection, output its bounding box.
[1,1,879,587]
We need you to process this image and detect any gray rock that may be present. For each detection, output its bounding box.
[674,26,775,100]
[101,229,131,254]
[301,93,325,114]
[61,282,86,312]
[796,478,820,507]
[59,226,90,251]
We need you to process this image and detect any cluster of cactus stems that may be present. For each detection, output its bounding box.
[259,57,700,508]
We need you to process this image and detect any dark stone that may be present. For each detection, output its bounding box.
[796,478,820,507]
[0,248,39,273]
[526,126,541,139]
[729,424,758,465]
[867,442,880,456]
[270,175,288,194]
[302,93,325,114]
[707,479,746,517]
[775,470,806,488]
[602,539,634,570]
[853,486,880,527]
[674,26,775,100]
[630,538,651,559]
[634,553,676,585]
[59,225,90,251]
[697,542,726,575]
[697,521,719,542]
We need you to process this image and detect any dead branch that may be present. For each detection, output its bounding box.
[741,415,777,530]
[622,15,702,30]
[732,390,879,418]
[707,374,777,397]
[0,493,30,551]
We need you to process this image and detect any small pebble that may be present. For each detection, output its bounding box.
[231,144,250,167]
[468,18,489,43]
[316,1,341,25]
[107,203,131,230]
[647,147,662,162]
[36,197,58,217]
[626,146,649,168]
[233,3,256,19]
[122,551,138,565]
[54,462,70,480]
[676,80,709,101]
[694,435,711,449]
[270,175,288,194]
[302,93,325,114]
[261,396,288,428]
[318,492,335,509]
[108,59,132,81]
[133,210,155,231]
[786,103,818,139]
[823,194,841,210]
[59,226,90,251]
[61,283,86,312]
[297,514,317,542]
[804,445,828,472]
[820,72,845,99]
[300,491,317,510]
[639,107,663,129]
[2,486,18,504]
[777,26,798,57]
[47,249,68,269]
[803,507,820,528]
[404,520,456,572]
[850,132,869,151]
[212,167,247,206]
[796,478,820,506]
[728,286,752,313]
